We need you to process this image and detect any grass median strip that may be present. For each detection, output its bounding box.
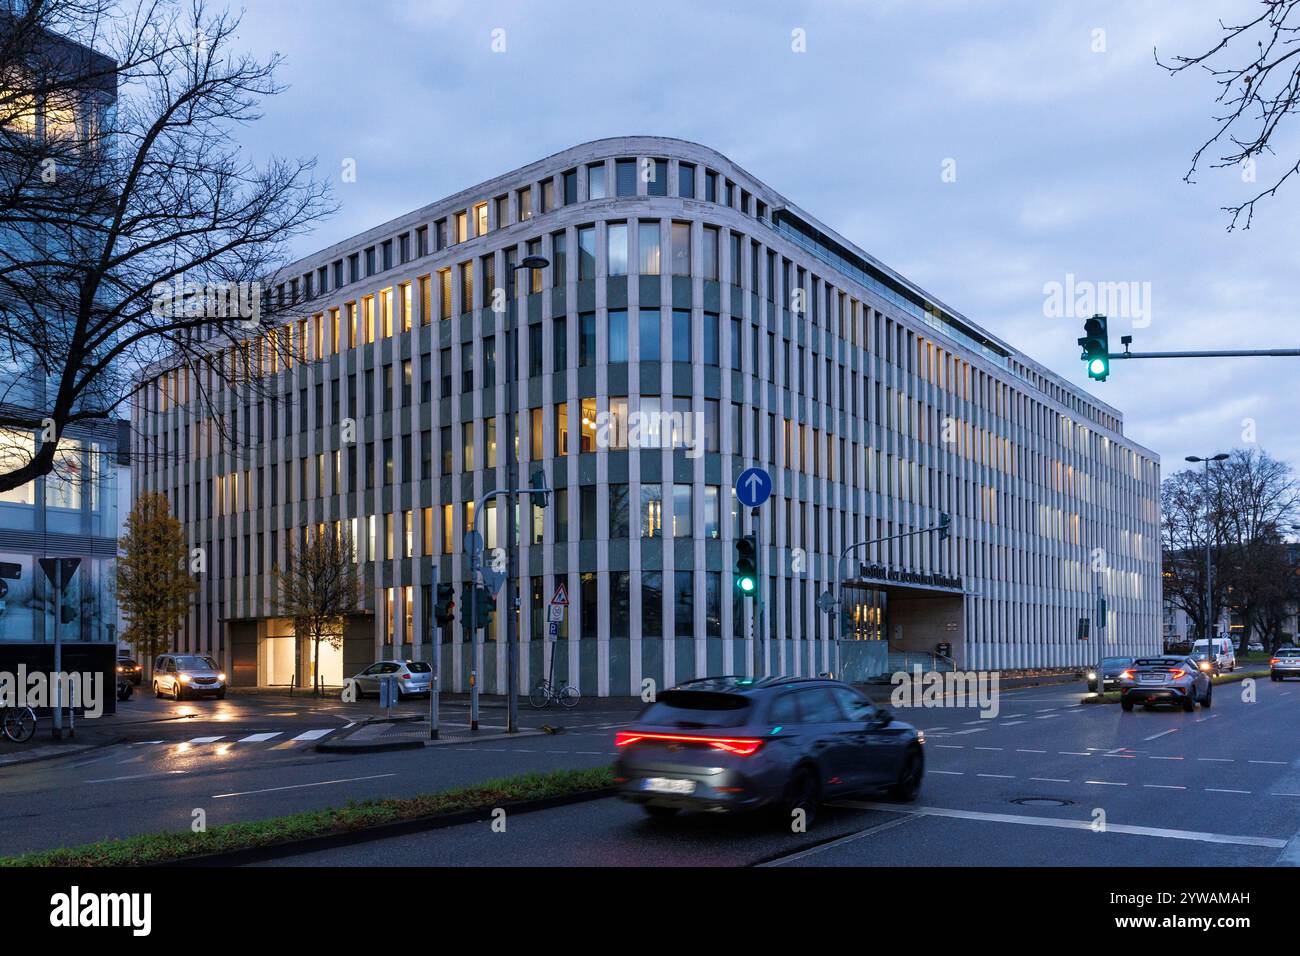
[0,766,615,868]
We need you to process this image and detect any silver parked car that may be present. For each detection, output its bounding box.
[351,660,433,699]
[153,654,227,700]
[615,676,924,826]
[1270,647,1300,681]
[1119,656,1211,712]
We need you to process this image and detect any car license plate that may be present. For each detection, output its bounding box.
[1139,674,1162,683]
[642,777,696,795]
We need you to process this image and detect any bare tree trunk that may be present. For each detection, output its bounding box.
[313,632,322,697]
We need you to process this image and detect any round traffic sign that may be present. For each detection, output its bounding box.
[735,467,772,508]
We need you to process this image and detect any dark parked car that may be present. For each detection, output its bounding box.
[116,657,143,686]
[1087,657,1134,692]
[614,676,924,826]
[1119,656,1212,712]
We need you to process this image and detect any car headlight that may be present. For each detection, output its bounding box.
[218,673,227,681]
[1087,671,1096,681]
[179,672,192,682]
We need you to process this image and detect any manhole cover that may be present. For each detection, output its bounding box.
[1012,797,1073,807]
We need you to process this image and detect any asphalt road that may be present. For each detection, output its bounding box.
[0,690,637,856]
[5,677,1299,866]
[251,678,1300,867]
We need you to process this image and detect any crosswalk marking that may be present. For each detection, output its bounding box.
[187,736,224,744]
[237,732,282,743]
[291,728,334,741]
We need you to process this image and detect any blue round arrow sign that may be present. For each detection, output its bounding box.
[735,467,772,508]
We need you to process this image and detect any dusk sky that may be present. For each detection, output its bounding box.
[234,0,1300,477]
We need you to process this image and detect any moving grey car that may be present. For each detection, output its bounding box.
[1119,656,1211,712]
[152,654,227,700]
[1087,657,1134,692]
[614,676,924,826]
[1270,647,1300,681]
[350,660,433,699]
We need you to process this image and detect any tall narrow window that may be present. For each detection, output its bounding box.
[587,162,606,199]
[678,162,696,198]
[607,223,628,276]
[639,309,661,361]
[577,225,596,280]
[615,159,637,196]
[638,221,660,275]
[671,221,691,276]
[702,226,719,281]
[608,309,629,363]
[578,312,596,368]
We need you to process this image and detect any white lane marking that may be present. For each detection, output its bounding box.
[291,729,334,741]
[1250,760,1288,766]
[1085,780,1127,786]
[1149,756,1184,761]
[1016,749,1047,754]
[1059,751,1091,756]
[1144,784,1186,790]
[949,728,988,735]
[1144,728,1178,742]
[213,772,396,799]
[1029,777,1070,783]
[976,773,1014,779]
[1198,758,1233,763]
[1034,709,1057,714]
[1003,721,1026,726]
[934,745,964,750]
[187,736,224,744]
[931,770,964,776]
[237,732,282,743]
[926,726,948,732]
[1206,788,1251,794]
[87,770,187,784]
[835,801,1288,848]
[962,720,983,726]
[759,815,918,867]
[974,747,1003,751]
[1034,715,1059,720]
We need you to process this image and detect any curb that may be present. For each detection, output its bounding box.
[1079,670,1269,705]
[0,734,126,769]
[316,727,550,753]
[157,786,617,866]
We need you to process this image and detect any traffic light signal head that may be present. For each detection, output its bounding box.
[434,583,456,627]
[938,512,951,541]
[1077,314,1109,382]
[734,535,757,597]
[475,585,497,624]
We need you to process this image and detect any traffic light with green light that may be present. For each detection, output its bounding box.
[735,535,757,597]
[1077,314,1109,381]
[434,583,456,627]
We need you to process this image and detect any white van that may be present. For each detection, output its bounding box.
[1192,638,1237,672]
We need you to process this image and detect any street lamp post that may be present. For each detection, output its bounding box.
[1185,453,1229,669]
[502,255,548,735]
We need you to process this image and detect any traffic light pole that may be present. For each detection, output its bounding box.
[469,481,552,734]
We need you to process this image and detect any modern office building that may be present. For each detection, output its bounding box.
[133,136,1162,695]
[0,10,122,702]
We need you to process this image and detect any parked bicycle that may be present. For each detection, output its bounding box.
[1,705,37,743]
[528,678,580,709]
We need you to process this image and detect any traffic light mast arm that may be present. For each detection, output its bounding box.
[834,517,952,605]
[1110,348,1300,359]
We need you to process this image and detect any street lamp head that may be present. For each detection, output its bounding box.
[518,255,549,271]
[1185,456,1201,463]
[1211,453,1230,462]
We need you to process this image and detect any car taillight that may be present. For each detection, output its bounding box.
[1169,668,1186,679]
[614,731,764,756]
[1119,669,1134,680]
[1271,658,1281,665]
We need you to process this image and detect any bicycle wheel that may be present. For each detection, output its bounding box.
[559,685,581,709]
[3,706,36,743]
[528,683,552,709]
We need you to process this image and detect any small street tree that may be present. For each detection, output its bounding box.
[274,529,361,696]
[117,491,196,674]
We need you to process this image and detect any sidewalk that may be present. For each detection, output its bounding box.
[0,721,126,768]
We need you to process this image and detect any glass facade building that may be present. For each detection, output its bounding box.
[134,137,1162,694]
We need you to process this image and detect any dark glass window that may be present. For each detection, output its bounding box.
[562,168,578,205]
[615,159,637,197]
[678,162,695,198]
[646,158,667,196]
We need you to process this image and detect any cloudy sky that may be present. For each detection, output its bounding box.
[233,0,1300,477]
